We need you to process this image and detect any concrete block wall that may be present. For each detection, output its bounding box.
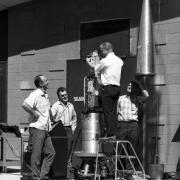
[6,0,142,162]
[8,1,80,125]
[129,15,180,171]
[153,17,180,171]
[7,0,144,125]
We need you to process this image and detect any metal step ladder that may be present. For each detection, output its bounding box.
[94,138,146,180]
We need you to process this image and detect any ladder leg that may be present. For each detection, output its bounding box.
[121,143,136,172]
[94,142,100,180]
[120,141,146,179]
[128,141,146,179]
[115,141,118,180]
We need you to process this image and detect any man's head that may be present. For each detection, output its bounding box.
[34,75,48,91]
[57,87,68,105]
[127,80,141,96]
[98,42,113,58]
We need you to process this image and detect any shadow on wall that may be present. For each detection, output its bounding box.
[7,0,180,57]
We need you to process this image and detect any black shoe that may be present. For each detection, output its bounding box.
[125,174,133,180]
[40,177,49,180]
[32,177,41,180]
[106,135,116,139]
[99,135,116,140]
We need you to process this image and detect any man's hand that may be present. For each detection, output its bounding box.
[86,56,96,68]
[22,102,40,120]
[32,111,39,120]
[86,50,100,68]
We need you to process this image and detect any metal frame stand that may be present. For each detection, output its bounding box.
[95,139,146,180]
[0,129,21,173]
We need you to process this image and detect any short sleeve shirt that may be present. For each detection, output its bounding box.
[23,88,51,131]
[51,101,77,132]
[95,52,124,86]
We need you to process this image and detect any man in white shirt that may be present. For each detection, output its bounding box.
[86,42,124,138]
[22,75,56,180]
[51,87,77,160]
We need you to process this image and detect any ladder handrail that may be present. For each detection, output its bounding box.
[95,139,146,180]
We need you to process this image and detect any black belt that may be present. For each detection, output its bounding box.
[103,85,119,88]
[118,120,138,123]
[64,126,71,128]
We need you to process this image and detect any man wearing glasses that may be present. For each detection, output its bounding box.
[51,87,77,162]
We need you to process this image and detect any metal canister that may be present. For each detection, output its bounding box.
[149,164,164,180]
[81,112,101,154]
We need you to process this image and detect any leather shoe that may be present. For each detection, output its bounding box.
[32,177,41,180]
[99,135,116,140]
[106,135,116,139]
[40,177,49,180]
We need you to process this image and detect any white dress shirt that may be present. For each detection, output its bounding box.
[95,52,124,86]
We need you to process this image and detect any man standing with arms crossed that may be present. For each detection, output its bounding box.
[22,75,56,180]
[86,42,124,138]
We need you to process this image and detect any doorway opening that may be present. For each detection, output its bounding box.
[80,18,130,60]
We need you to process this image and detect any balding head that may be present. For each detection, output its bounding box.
[100,42,113,51]
[99,42,113,58]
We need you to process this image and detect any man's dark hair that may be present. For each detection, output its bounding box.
[130,80,142,96]
[99,42,113,51]
[57,87,66,96]
[34,75,43,88]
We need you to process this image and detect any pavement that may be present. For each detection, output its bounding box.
[0,166,21,180]
[0,173,21,180]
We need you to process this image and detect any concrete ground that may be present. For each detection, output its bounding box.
[0,173,21,180]
[0,166,70,180]
[0,166,21,180]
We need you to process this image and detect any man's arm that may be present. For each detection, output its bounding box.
[22,102,39,120]
[139,81,149,98]
[138,86,149,103]
[86,50,104,71]
[49,108,55,123]
[51,103,58,122]
[142,89,149,98]
[94,63,105,72]
[51,104,65,130]
[71,107,77,134]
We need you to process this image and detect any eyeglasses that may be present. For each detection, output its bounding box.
[61,94,68,97]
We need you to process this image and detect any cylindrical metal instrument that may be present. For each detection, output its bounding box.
[136,0,155,76]
[84,74,99,110]
[81,112,101,154]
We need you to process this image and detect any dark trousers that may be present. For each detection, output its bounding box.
[100,85,120,136]
[29,127,56,179]
[116,121,139,169]
[64,127,74,179]
[64,126,73,159]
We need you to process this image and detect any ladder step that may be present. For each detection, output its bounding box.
[98,137,116,141]
[79,173,101,177]
[118,170,142,174]
[112,155,136,159]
